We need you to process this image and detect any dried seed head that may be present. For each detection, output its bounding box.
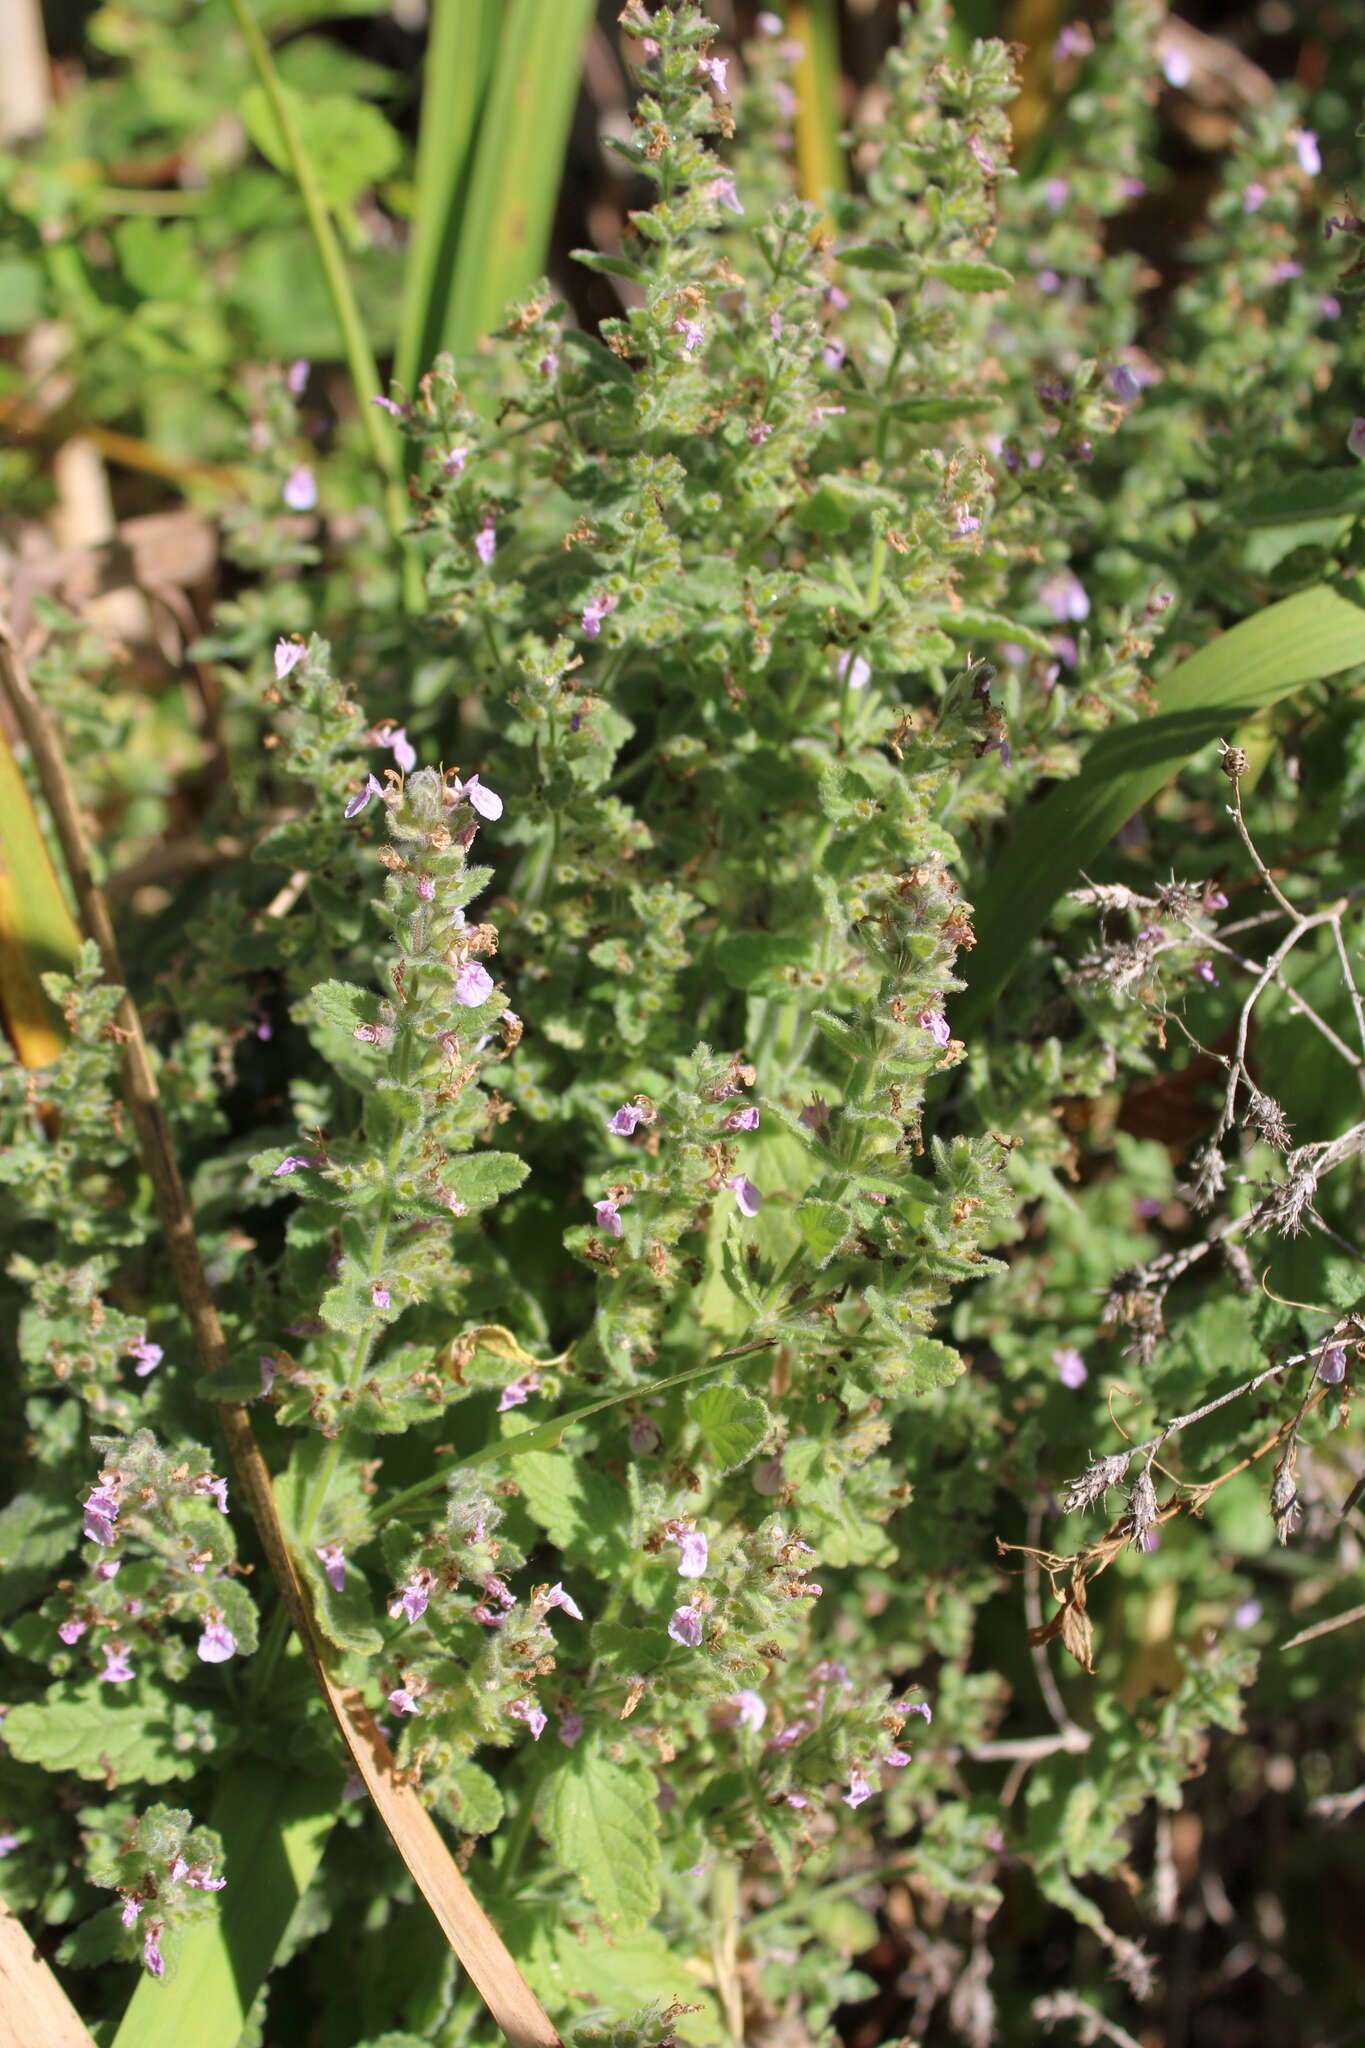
[1270,1460,1300,1544]
[1127,1467,1159,1550]
[1219,741,1248,781]
[1265,1156,1319,1235]
[1062,1450,1133,1515]
[1245,1088,1292,1152]
[1184,1140,1227,1214]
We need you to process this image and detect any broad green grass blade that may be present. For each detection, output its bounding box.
[0,728,80,1066]
[787,0,847,206]
[396,0,502,394]
[960,582,1365,1027]
[111,1759,342,2048]
[434,0,595,366]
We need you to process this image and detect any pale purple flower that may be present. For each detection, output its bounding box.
[582,591,617,640]
[258,1356,278,1399]
[675,316,706,356]
[843,1766,873,1809]
[272,1154,312,1177]
[128,1339,162,1379]
[1121,174,1146,198]
[1233,1597,1263,1629]
[885,1746,911,1768]
[443,446,467,477]
[757,10,784,33]
[453,960,495,1008]
[542,1583,583,1620]
[509,1697,547,1740]
[198,1618,237,1664]
[344,773,387,820]
[723,1174,762,1218]
[1243,180,1267,214]
[723,1105,760,1131]
[698,54,728,91]
[286,358,309,396]
[1321,294,1342,320]
[539,350,559,379]
[822,338,846,372]
[734,1689,766,1732]
[706,175,743,216]
[1054,22,1093,58]
[450,771,503,820]
[1109,363,1141,404]
[371,1281,391,1311]
[497,1370,541,1412]
[83,1486,121,1546]
[353,1022,394,1047]
[668,1606,703,1647]
[609,1103,646,1136]
[675,1529,709,1579]
[416,875,435,901]
[372,394,406,418]
[95,1557,121,1581]
[955,507,981,537]
[1160,45,1192,88]
[387,1686,420,1715]
[629,1413,660,1454]
[474,517,497,566]
[917,1009,950,1049]
[1039,570,1090,622]
[903,1700,933,1724]
[316,1542,347,1592]
[274,637,306,681]
[1270,259,1302,282]
[1291,127,1321,177]
[594,1198,624,1238]
[1194,959,1218,985]
[967,135,996,176]
[120,1895,141,1926]
[837,650,871,691]
[377,726,416,774]
[1349,419,1365,462]
[747,422,773,449]
[172,1859,226,1891]
[58,1617,86,1645]
[101,1643,135,1684]
[1044,176,1070,210]
[1037,267,1061,294]
[558,1711,584,1746]
[389,1575,431,1625]
[1053,1346,1088,1388]
[143,1923,165,1977]
[194,1474,230,1515]
[786,1792,809,1810]
[283,465,317,513]
[1318,1343,1348,1385]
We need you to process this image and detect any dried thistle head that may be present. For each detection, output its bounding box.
[1244,1087,1292,1153]
[1265,1158,1319,1236]
[1063,1450,1134,1515]
[1126,1467,1159,1551]
[1183,1140,1226,1215]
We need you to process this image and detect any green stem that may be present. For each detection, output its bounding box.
[375,1337,776,1527]
[225,0,420,611]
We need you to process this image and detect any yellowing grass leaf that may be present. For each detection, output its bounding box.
[0,730,79,1066]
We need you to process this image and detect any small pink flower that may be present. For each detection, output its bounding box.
[316,1542,347,1592]
[283,465,317,512]
[387,1686,420,1715]
[272,1154,312,1177]
[197,1618,237,1664]
[1243,180,1267,213]
[274,637,306,681]
[376,725,416,774]
[449,771,504,820]
[843,1766,873,1809]
[558,1711,584,1746]
[372,394,406,418]
[497,1370,541,1412]
[668,1606,703,1647]
[629,1413,660,1454]
[259,1356,277,1396]
[454,960,495,1008]
[83,1485,121,1546]
[594,1197,624,1238]
[836,650,871,691]
[734,1689,766,1732]
[541,1583,583,1620]
[286,358,309,395]
[443,446,467,477]
[475,517,497,566]
[675,316,706,356]
[723,1174,762,1217]
[608,1103,646,1135]
[120,1895,141,1927]
[1053,1346,1088,1388]
[58,1617,86,1645]
[344,773,387,820]
[389,1575,431,1625]
[128,1339,162,1378]
[706,175,743,215]
[1291,127,1321,177]
[672,1527,709,1579]
[371,1281,391,1311]
[582,591,618,640]
[193,1474,230,1514]
[143,1923,165,1977]
[509,1697,547,1740]
[101,1643,135,1684]
[723,1105,760,1131]
[697,54,728,91]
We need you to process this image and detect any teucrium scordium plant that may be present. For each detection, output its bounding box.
[3,1,1365,2042]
